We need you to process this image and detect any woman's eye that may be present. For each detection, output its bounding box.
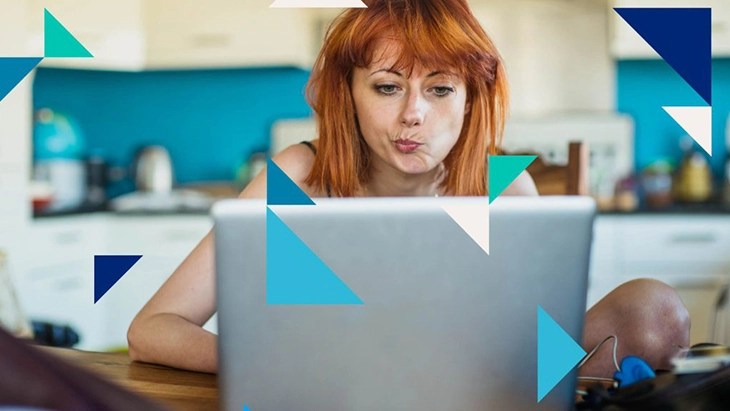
[432,86,454,97]
[376,85,398,95]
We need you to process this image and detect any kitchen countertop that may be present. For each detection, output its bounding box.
[34,201,730,219]
[600,202,730,215]
[33,207,211,219]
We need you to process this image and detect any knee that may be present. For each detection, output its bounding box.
[613,278,691,359]
[616,279,689,328]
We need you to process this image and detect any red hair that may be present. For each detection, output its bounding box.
[305,0,509,197]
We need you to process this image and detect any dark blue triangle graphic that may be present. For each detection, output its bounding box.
[266,158,315,205]
[266,208,363,305]
[0,57,43,103]
[94,255,142,303]
[615,7,711,105]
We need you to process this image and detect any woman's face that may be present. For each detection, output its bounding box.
[351,38,470,175]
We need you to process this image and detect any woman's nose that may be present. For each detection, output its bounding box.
[400,91,425,127]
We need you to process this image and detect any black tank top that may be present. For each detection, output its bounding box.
[300,141,332,198]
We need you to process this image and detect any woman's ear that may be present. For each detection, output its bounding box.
[465,101,471,116]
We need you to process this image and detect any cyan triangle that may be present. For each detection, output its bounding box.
[266,207,363,304]
[615,7,711,105]
[266,158,315,205]
[537,306,586,402]
[0,58,42,103]
[44,9,93,58]
[94,255,142,303]
[489,155,536,204]
[243,406,251,411]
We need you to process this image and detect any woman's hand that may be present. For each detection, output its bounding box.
[126,144,315,373]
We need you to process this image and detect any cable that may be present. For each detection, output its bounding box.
[577,334,620,372]
[577,376,615,383]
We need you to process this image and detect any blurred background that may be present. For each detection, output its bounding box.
[1,0,730,352]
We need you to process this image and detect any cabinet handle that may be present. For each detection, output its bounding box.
[162,230,205,243]
[668,232,717,244]
[55,231,81,245]
[189,33,232,48]
[54,277,82,291]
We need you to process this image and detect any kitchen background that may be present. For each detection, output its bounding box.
[2,0,730,353]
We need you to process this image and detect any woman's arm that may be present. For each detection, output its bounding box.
[127,144,314,373]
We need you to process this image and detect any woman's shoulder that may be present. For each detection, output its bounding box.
[269,140,328,198]
[499,170,539,197]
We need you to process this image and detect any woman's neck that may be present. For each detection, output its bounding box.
[362,157,446,198]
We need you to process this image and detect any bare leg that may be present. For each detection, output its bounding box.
[579,278,690,378]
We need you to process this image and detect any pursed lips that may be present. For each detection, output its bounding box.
[394,138,422,153]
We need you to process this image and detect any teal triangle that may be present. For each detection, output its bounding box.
[488,155,536,203]
[0,58,42,103]
[44,9,93,58]
[266,158,315,205]
[537,306,586,402]
[266,207,363,304]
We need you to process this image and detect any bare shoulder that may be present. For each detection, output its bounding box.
[270,141,318,183]
[238,141,325,199]
[500,170,539,197]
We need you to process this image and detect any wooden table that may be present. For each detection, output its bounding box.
[41,347,219,411]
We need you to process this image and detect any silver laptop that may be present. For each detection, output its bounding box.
[213,196,595,411]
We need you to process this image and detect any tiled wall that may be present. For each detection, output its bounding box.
[617,58,730,176]
[33,66,313,194]
[32,58,730,197]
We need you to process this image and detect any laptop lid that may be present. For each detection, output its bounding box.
[214,196,595,411]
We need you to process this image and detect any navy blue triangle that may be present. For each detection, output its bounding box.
[266,158,315,205]
[94,255,142,303]
[0,57,43,103]
[615,8,711,105]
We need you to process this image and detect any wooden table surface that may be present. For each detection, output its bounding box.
[41,347,219,411]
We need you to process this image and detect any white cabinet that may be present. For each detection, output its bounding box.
[12,214,213,351]
[610,0,730,59]
[13,215,107,350]
[102,215,213,350]
[587,215,730,346]
[26,0,317,71]
[0,1,33,226]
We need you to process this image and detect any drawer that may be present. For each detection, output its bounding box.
[106,216,211,258]
[19,218,103,271]
[18,260,108,350]
[617,217,730,266]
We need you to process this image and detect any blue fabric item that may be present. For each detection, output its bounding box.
[614,356,656,387]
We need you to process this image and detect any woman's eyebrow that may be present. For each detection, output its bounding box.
[370,68,403,77]
[369,69,452,78]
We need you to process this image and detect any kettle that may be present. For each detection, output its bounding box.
[133,146,174,193]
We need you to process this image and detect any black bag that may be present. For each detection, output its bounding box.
[577,361,730,410]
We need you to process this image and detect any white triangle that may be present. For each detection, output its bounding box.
[270,0,367,7]
[663,106,713,156]
[441,204,490,255]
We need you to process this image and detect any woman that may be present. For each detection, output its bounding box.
[128,0,689,378]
